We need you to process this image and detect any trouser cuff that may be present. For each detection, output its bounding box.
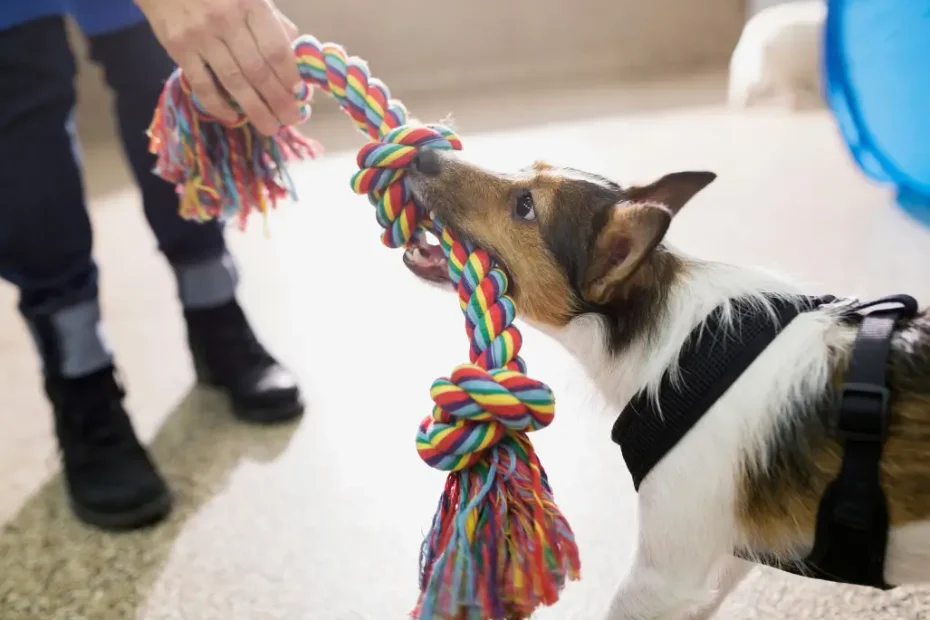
[27,299,112,378]
[172,251,239,309]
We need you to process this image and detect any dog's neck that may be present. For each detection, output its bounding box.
[539,250,807,412]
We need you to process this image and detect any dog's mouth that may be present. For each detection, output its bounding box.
[401,215,515,299]
[403,194,452,286]
[402,239,450,285]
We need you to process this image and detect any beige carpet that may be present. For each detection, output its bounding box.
[1,73,929,619]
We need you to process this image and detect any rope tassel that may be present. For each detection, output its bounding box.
[147,33,580,620]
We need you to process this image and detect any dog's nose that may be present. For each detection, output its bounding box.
[411,149,442,176]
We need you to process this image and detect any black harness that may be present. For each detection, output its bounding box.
[611,293,919,590]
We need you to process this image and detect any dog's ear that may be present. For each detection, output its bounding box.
[583,171,716,304]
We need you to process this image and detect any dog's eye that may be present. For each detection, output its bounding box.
[513,191,537,221]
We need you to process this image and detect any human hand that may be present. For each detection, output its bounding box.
[136,0,303,135]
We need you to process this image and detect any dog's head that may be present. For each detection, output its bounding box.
[407,149,715,328]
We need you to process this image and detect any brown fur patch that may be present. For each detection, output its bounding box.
[738,310,930,558]
[410,157,581,326]
[408,159,711,331]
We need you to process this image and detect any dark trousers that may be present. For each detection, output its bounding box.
[0,16,238,377]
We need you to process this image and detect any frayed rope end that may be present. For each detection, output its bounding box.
[413,364,581,620]
[146,69,322,229]
[412,437,581,620]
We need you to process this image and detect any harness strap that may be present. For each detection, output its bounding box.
[612,295,835,490]
[801,294,919,589]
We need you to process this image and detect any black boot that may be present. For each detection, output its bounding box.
[46,366,172,530]
[185,300,304,423]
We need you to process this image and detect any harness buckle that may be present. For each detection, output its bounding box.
[835,382,890,443]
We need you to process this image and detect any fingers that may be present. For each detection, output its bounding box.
[144,11,240,124]
[245,5,302,123]
[141,0,301,135]
[274,8,299,40]
[200,37,281,135]
[180,53,240,124]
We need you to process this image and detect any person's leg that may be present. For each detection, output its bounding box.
[85,19,304,423]
[0,15,170,530]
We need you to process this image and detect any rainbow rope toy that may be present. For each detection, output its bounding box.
[147,34,580,620]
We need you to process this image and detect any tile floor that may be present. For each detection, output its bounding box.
[1,74,929,619]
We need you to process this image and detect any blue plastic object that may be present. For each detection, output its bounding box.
[824,0,930,227]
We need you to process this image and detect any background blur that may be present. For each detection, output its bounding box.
[72,0,747,139]
[4,1,930,619]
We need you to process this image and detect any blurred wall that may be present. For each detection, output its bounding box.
[73,0,746,141]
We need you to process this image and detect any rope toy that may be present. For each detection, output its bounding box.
[147,34,580,620]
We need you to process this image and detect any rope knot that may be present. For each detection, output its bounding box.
[416,365,555,472]
[350,125,462,248]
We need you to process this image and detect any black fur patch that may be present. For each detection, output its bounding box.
[538,177,678,357]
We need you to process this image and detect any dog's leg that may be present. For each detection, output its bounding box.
[686,557,753,620]
[603,556,716,620]
[603,554,748,620]
[602,506,733,620]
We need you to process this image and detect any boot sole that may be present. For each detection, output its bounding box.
[196,376,305,424]
[232,396,305,424]
[71,490,173,532]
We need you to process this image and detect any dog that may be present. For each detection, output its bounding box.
[403,148,930,619]
[728,0,827,110]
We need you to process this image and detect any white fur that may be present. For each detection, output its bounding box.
[728,1,827,110]
[537,255,930,619]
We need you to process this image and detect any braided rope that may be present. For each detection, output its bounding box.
[147,33,579,620]
[351,125,459,248]
[418,366,553,470]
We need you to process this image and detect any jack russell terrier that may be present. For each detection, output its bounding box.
[402,148,930,619]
